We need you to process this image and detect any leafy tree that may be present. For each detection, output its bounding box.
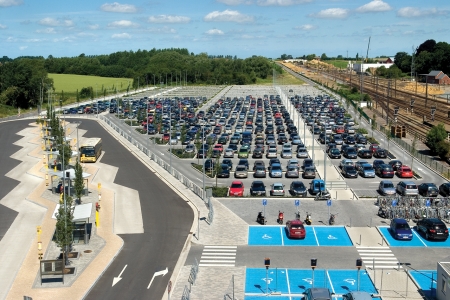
[55,194,74,265]
[436,140,450,160]
[321,53,328,60]
[74,160,84,204]
[426,123,448,154]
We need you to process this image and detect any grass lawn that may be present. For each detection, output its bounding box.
[256,73,304,85]
[326,60,348,69]
[49,73,132,94]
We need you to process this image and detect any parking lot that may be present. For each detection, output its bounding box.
[378,226,450,247]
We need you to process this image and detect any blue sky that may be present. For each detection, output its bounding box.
[0,0,449,59]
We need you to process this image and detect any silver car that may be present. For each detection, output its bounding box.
[286,166,299,178]
[359,163,376,178]
[379,180,396,196]
[224,148,234,158]
[281,149,292,158]
[266,148,278,158]
[234,165,248,178]
[296,147,308,158]
[270,183,285,196]
[185,144,195,153]
[396,181,419,196]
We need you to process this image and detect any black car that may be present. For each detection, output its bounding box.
[302,159,314,170]
[389,160,402,171]
[358,149,372,159]
[345,135,356,144]
[289,181,307,197]
[372,159,385,169]
[342,165,358,178]
[329,148,341,159]
[252,148,263,158]
[222,159,233,170]
[238,158,249,170]
[204,159,215,171]
[439,183,450,196]
[375,164,395,178]
[250,181,267,196]
[374,148,387,158]
[418,183,439,197]
[416,218,449,240]
[356,134,367,144]
[343,147,357,159]
[302,167,316,179]
[217,164,230,178]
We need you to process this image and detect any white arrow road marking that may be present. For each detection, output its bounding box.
[147,267,169,289]
[112,265,127,287]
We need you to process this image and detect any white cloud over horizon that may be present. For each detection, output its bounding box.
[204,9,254,22]
[356,0,392,13]
[148,15,190,23]
[39,17,74,27]
[206,28,224,35]
[0,0,22,7]
[111,32,131,39]
[101,2,137,13]
[108,20,138,28]
[310,8,349,19]
[397,7,448,18]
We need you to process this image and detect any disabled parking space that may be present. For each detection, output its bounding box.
[378,226,450,248]
[248,226,353,246]
[244,268,377,299]
[409,270,437,299]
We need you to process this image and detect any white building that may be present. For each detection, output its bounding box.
[347,58,394,73]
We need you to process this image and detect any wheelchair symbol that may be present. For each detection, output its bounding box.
[344,278,355,285]
[262,234,272,239]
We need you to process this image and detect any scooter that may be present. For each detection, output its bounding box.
[295,211,301,221]
[329,214,336,225]
[256,211,266,225]
[277,211,284,224]
[304,212,312,225]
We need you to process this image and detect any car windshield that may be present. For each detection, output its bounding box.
[236,167,246,171]
[406,185,417,189]
[293,183,304,188]
[253,182,264,188]
[273,185,283,190]
[291,224,304,229]
[364,166,373,170]
[396,223,410,229]
[231,183,242,188]
[383,183,394,188]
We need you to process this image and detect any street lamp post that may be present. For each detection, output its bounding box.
[202,126,205,201]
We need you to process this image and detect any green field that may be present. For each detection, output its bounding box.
[326,60,348,69]
[49,73,133,94]
[256,73,304,85]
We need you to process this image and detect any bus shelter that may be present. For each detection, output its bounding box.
[48,168,90,196]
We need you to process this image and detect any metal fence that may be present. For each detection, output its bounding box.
[100,115,205,200]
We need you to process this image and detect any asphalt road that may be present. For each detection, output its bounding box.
[0,120,30,241]
[78,119,194,300]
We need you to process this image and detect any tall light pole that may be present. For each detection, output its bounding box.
[202,126,205,201]
[169,107,172,172]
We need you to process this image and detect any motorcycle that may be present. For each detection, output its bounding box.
[304,212,312,225]
[277,211,284,224]
[329,213,336,225]
[256,211,266,225]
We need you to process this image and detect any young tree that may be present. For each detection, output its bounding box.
[74,160,84,204]
[411,133,417,171]
[371,114,376,137]
[55,194,74,265]
[426,123,448,154]
[76,89,80,104]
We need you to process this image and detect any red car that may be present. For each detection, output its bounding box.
[229,181,244,197]
[396,166,413,178]
[335,126,344,134]
[162,133,170,142]
[369,144,380,153]
[213,144,224,153]
[285,220,306,239]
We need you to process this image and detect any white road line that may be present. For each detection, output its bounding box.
[199,260,235,263]
[412,230,428,247]
[199,264,236,267]
[201,256,236,259]
[312,227,319,246]
[280,226,284,246]
[204,245,237,249]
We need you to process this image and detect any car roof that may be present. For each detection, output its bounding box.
[393,218,408,224]
[272,182,283,186]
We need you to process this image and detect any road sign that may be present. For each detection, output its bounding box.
[294,199,300,207]
[262,199,267,206]
[327,199,332,207]
[426,199,431,207]
[392,200,397,207]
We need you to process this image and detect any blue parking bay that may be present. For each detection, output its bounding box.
[245,268,289,294]
[248,226,283,246]
[327,270,377,294]
[248,226,352,246]
[314,226,353,246]
[409,270,437,298]
[378,226,424,247]
[288,269,329,294]
[379,226,450,247]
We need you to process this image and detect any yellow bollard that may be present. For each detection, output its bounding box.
[98,183,102,201]
[37,226,43,260]
[54,165,57,172]
[59,193,63,204]
[42,154,45,164]
[95,210,100,227]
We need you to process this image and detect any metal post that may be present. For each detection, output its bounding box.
[359,234,361,245]
[380,269,384,295]
[357,268,360,291]
[312,268,315,287]
[169,109,172,173]
[202,126,205,201]
[406,269,408,297]
[328,205,330,226]
[266,268,269,295]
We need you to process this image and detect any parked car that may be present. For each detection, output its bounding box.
[254,166,267,178]
[389,160,403,171]
[289,181,307,197]
[358,149,372,159]
[418,183,439,197]
[329,148,341,159]
[228,181,244,197]
[379,180,396,196]
[217,164,230,178]
[416,218,449,240]
[303,288,334,300]
[369,144,380,153]
[204,159,215,171]
[303,167,316,179]
[355,160,369,171]
[343,147,357,159]
[374,148,387,158]
[222,159,233,170]
[285,220,306,239]
[250,181,266,196]
[234,165,248,178]
[439,182,450,196]
[375,164,395,178]
[286,166,299,178]
[269,163,283,178]
[270,183,285,196]
[185,144,195,153]
[281,149,293,159]
[342,291,374,300]
[372,159,386,169]
[342,165,358,178]
[224,148,234,158]
[266,148,278,158]
[396,166,413,178]
[252,148,263,158]
[296,147,309,158]
[359,164,375,178]
[390,218,413,240]
[396,181,418,196]
[302,159,315,170]
[339,159,354,169]
[238,148,249,158]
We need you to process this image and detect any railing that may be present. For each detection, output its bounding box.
[100,115,205,200]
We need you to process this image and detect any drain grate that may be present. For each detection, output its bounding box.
[84,250,92,253]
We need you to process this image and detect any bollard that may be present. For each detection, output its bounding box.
[359,234,362,246]
[406,269,408,297]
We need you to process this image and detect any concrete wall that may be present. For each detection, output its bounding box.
[351,63,394,72]
[437,262,450,300]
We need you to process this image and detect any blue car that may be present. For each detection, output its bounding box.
[390,218,413,240]
[269,163,283,178]
[359,163,376,178]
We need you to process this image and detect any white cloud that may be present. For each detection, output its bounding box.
[147,27,176,34]
[101,2,137,13]
[108,20,138,28]
[310,8,349,19]
[112,32,131,39]
[294,24,315,30]
[356,0,392,13]
[26,38,43,42]
[217,0,251,5]
[206,29,224,35]
[53,36,75,43]
[77,32,96,37]
[36,28,56,34]
[204,9,253,22]
[6,36,16,42]
[0,23,7,29]
[148,15,190,23]
[257,0,311,6]
[19,46,27,50]
[0,0,23,7]
[397,7,448,18]
[89,24,99,30]
[39,17,74,27]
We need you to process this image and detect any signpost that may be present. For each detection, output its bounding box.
[294,199,300,218]
[327,199,331,225]
[262,199,267,220]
